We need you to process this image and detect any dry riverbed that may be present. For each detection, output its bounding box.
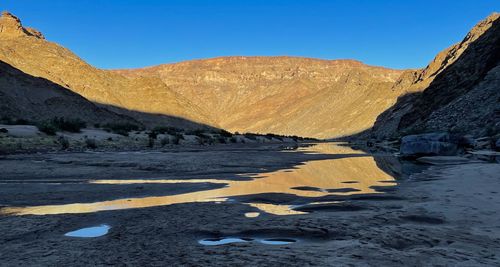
[0,142,499,266]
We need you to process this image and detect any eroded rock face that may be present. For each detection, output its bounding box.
[0,11,44,39]
[400,133,459,157]
[116,57,404,138]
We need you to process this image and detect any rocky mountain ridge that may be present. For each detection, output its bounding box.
[368,12,500,139]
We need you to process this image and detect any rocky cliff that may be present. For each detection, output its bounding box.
[369,13,500,139]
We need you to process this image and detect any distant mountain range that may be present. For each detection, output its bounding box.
[1,11,498,139]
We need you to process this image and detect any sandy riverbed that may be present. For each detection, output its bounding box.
[0,143,499,266]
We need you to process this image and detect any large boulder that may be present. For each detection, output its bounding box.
[400,132,459,157]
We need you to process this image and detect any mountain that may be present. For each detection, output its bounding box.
[368,13,500,139]
[0,11,213,129]
[116,57,403,138]
[0,11,404,138]
[0,60,136,125]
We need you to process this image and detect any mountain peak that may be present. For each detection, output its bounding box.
[0,11,44,39]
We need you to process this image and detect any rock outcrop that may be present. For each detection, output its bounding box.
[0,11,44,39]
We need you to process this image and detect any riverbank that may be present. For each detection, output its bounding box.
[0,143,499,266]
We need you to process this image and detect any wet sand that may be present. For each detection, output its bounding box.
[0,143,499,266]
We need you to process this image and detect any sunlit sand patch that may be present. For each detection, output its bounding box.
[0,143,397,216]
[247,203,306,216]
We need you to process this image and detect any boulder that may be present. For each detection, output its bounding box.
[400,132,459,157]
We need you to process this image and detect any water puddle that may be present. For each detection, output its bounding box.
[198,237,297,246]
[244,212,260,218]
[64,224,111,238]
[1,143,400,216]
[260,238,297,245]
[199,237,252,245]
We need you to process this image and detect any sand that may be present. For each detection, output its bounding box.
[0,143,499,266]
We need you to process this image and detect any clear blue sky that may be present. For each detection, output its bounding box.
[3,0,499,69]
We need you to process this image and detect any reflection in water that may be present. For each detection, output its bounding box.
[199,237,252,246]
[1,143,397,216]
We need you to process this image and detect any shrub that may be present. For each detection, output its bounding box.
[148,131,158,139]
[229,137,237,143]
[85,138,97,149]
[58,136,69,150]
[0,128,8,134]
[1,117,31,125]
[217,136,227,144]
[37,121,57,135]
[51,117,86,133]
[172,134,182,145]
[186,129,205,136]
[244,133,257,140]
[160,137,170,146]
[147,137,155,148]
[218,129,233,138]
[152,126,183,136]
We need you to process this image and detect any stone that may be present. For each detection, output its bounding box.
[400,132,459,157]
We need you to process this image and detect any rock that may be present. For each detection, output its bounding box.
[458,135,476,148]
[0,11,44,39]
[400,132,459,157]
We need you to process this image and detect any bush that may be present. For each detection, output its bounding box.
[1,117,31,125]
[85,138,97,149]
[51,117,86,133]
[58,136,69,150]
[229,137,237,143]
[218,129,233,138]
[160,137,170,146]
[148,131,158,139]
[172,134,182,145]
[37,121,57,135]
[152,126,183,136]
[244,133,257,140]
[0,128,8,134]
[186,129,205,136]
[147,137,155,148]
[217,136,227,144]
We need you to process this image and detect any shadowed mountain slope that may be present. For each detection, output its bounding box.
[365,12,500,139]
[0,60,135,125]
[0,11,213,129]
